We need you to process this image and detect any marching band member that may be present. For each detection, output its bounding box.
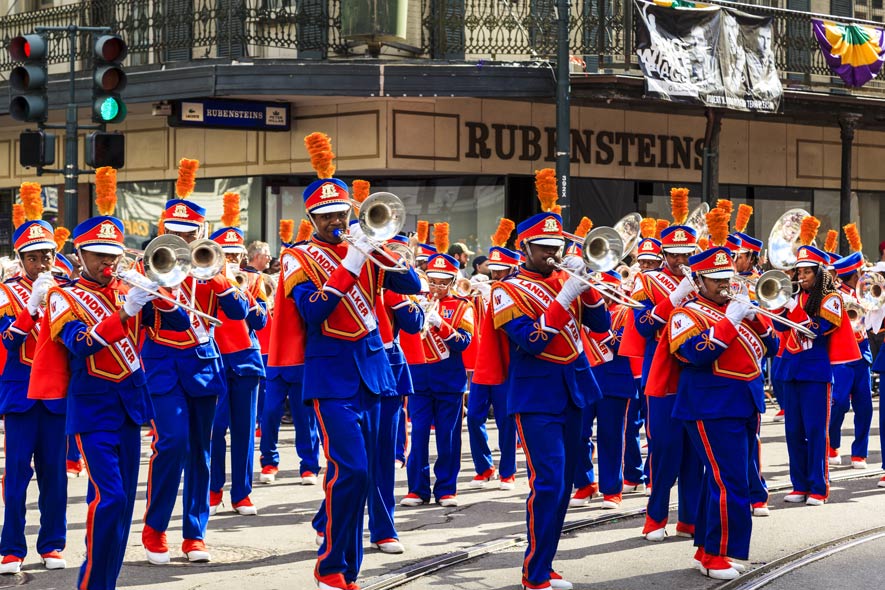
[263,219,321,485]
[0,187,67,574]
[467,219,519,490]
[401,245,475,507]
[141,160,250,564]
[28,169,189,590]
[243,239,273,437]
[474,199,609,590]
[648,244,777,580]
[777,226,859,506]
[208,196,268,516]
[629,189,702,542]
[829,230,873,470]
[292,133,420,590]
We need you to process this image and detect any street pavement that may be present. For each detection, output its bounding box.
[1,398,883,590]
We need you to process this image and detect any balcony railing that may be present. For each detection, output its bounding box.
[0,0,881,96]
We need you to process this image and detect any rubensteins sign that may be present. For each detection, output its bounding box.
[463,121,705,170]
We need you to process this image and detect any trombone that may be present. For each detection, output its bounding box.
[719,270,816,338]
[548,226,645,309]
[332,192,411,273]
[109,234,224,327]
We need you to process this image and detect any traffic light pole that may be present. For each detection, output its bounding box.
[35,25,108,234]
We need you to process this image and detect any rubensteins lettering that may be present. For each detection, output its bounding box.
[464,122,705,170]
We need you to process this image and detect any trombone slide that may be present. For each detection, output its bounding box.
[109,268,223,327]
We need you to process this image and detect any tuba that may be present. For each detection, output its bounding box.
[857,272,885,311]
[767,209,812,270]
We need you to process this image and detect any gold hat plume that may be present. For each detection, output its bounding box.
[535,168,558,213]
[416,220,429,244]
[176,158,199,198]
[640,217,656,239]
[95,167,117,216]
[12,204,25,229]
[844,223,862,253]
[824,230,838,254]
[222,192,240,227]
[655,219,670,240]
[279,219,294,244]
[705,207,730,247]
[434,222,450,255]
[54,227,70,251]
[490,218,516,248]
[734,204,753,233]
[798,216,820,246]
[670,187,689,224]
[20,182,43,221]
[574,217,593,239]
[304,132,336,179]
[296,219,314,243]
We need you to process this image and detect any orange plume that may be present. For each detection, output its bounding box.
[279,219,294,244]
[352,180,370,204]
[20,182,43,221]
[574,217,593,239]
[12,204,25,229]
[176,158,199,198]
[670,187,689,224]
[490,218,516,248]
[734,204,753,233]
[844,223,863,253]
[535,168,558,213]
[222,192,240,227]
[716,199,733,227]
[655,219,670,240]
[296,219,313,243]
[416,220,429,244]
[824,230,838,254]
[798,216,820,246]
[640,217,656,239]
[434,222,450,255]
[697,237,709,251]
[705,207,730,247]
[54,227,70,251]
[304,132,336,179]
[94,166,117,216]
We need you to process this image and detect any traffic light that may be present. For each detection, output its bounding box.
[19,130,56,168]
[85,131,124,169]
[92,34,127,124]
[8,34,49,123]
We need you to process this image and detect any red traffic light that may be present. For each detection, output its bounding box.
[94,35,127,62]
[9,34,47,61]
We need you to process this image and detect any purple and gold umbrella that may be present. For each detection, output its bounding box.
[813,19,885,88]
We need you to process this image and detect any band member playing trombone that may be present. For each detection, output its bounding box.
[401,252,474,507]
[475,210,609,590]
[648,246,777,580]
[288,135,420,589]
[0,196,67,574]
[28,182,190,590]
[777,243,859,505]
[829,250,873,469]
[141,173,251,564]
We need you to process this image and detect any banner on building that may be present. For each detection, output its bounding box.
[812,19,885,88]
[634,0,782,113]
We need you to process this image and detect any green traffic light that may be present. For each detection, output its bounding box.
[99,96,119,121]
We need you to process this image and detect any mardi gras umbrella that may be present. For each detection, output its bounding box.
[813,19,885,88]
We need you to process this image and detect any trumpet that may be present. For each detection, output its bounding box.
[455,275,492,301]
[548,226,645,309]
[718,270,816,339]
[109,234,224,327]
[333,192,411,273]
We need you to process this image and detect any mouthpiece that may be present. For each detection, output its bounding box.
[333,229,344,238]
[102,267,113,278]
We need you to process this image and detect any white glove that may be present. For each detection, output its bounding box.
[341,222,369,275]
[725,298,752,327]
[123,284,158,316]
[474,281,491,301]
[731,293,756,320]
[27,272,55,315]
[785,297,799,312]
[560,255,585,273]
[556,273,591,308]
[426,309,443,328]
[669,277,695,306]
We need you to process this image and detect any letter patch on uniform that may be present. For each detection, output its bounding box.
[0,287,10,309]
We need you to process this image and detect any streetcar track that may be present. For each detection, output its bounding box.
[361,469,885,590]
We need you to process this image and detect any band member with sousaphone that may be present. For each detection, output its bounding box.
[0,184,68,574]
[27,169,190,590]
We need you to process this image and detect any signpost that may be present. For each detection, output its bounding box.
[168,98,291,132]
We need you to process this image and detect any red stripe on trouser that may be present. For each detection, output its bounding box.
[142,419,160,520]
[824,383,831,497]
[514,414,537,580]
[696,421,728,556]
[313,399,339,566]
[75,434,101,590]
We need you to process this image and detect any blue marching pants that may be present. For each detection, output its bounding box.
[313,387,380,582]
[646,395,702,526]
[467,382,517,478]
[67,435,82,463]
[574,396,629,496]
[210,372,259,503]
[75,423,140,590]
[829,363,873,459]
[395,401,408,464]
[368,395,402,542]
[685,417,754,560]
[623,385,647,485]
[515,407,583,586]
[259,376,321,475]
[1,405,67,559]
[406,392,463,501]
[749,413,768,505]
[144,389,217,540]
[573,407,596,490]
[783,381,831,497]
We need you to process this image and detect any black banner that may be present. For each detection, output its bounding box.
[634,0,782,113]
